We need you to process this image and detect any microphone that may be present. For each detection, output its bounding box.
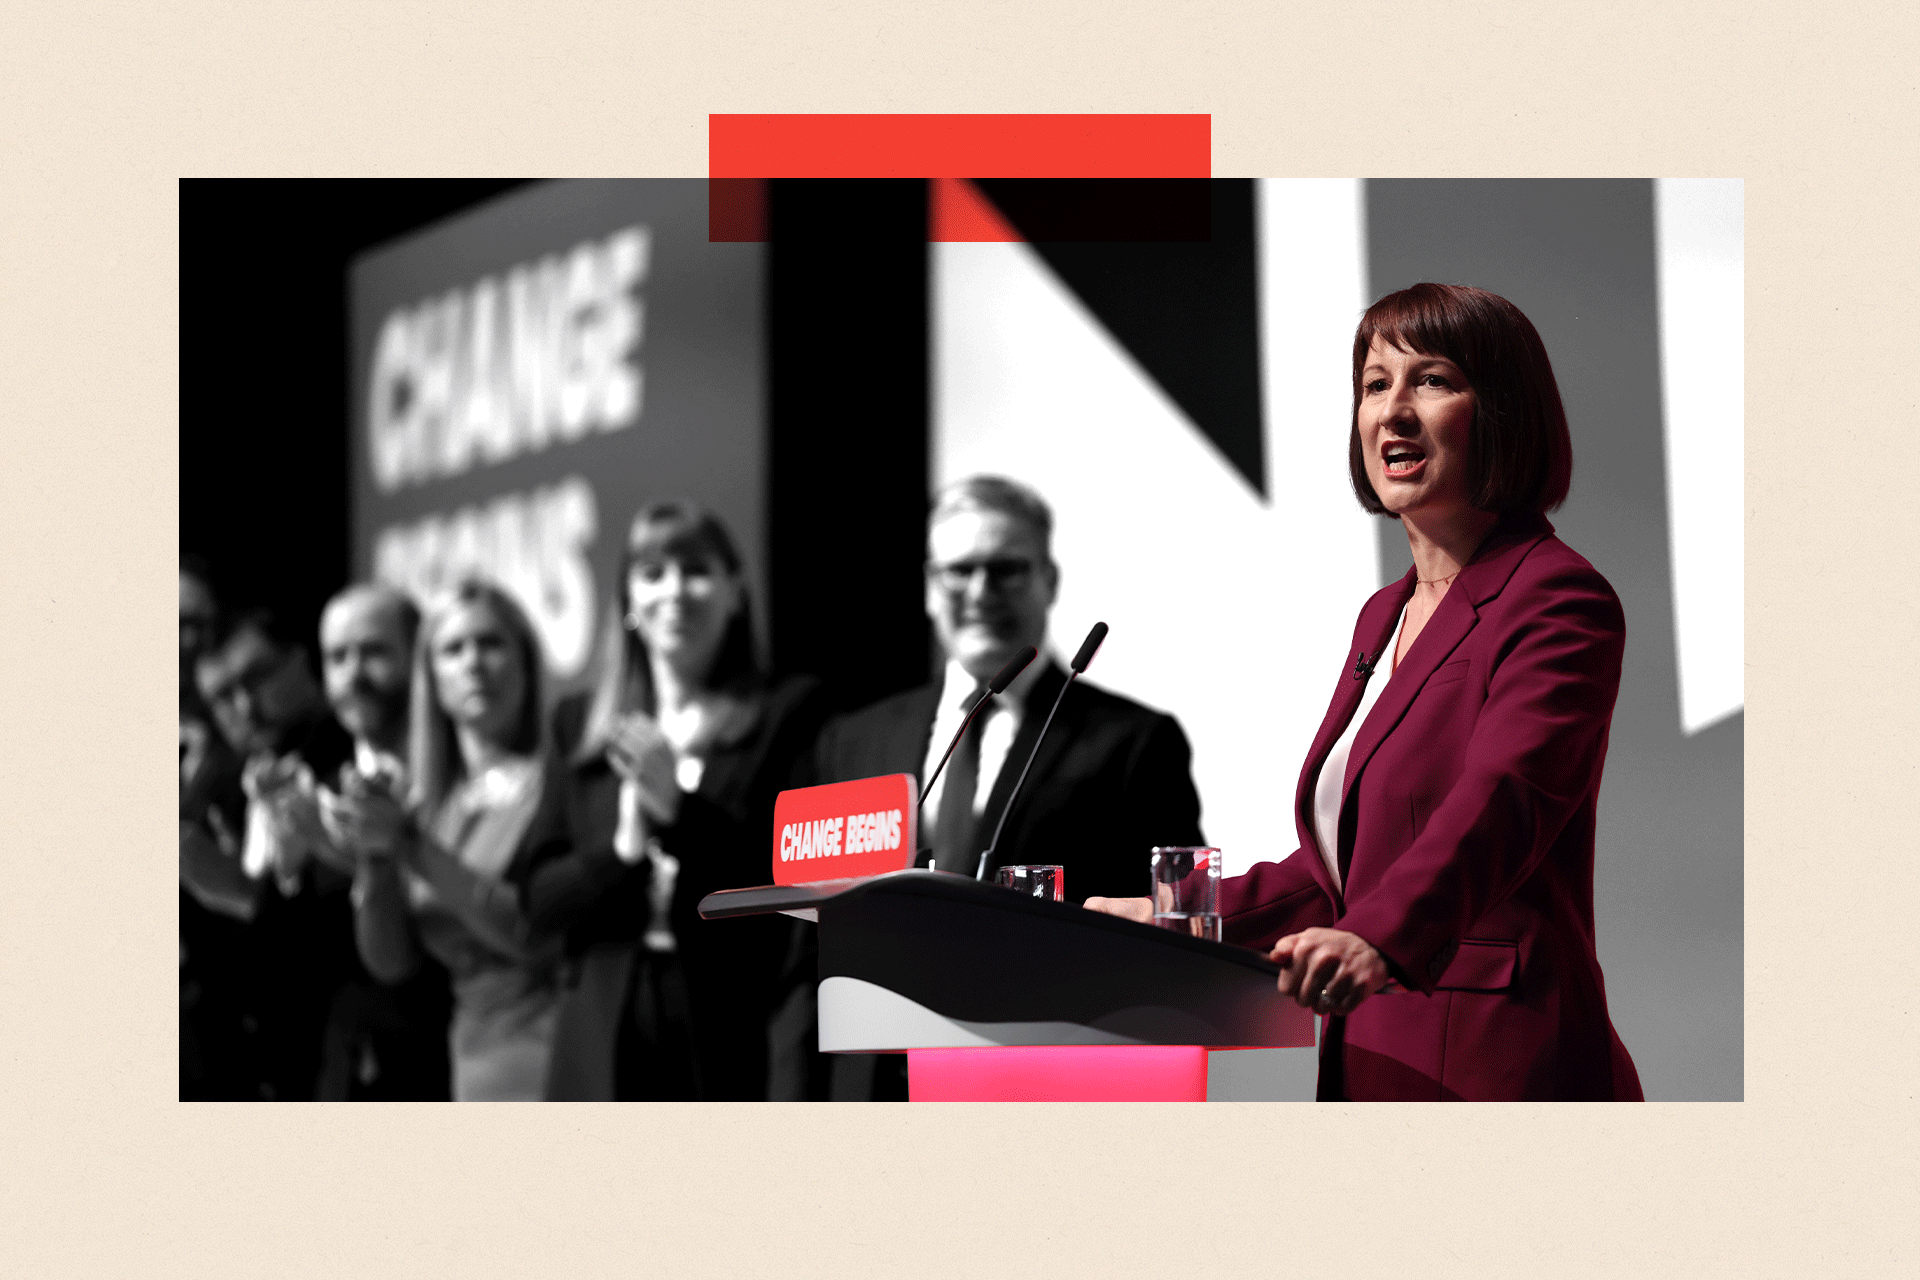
[975,622,1108,880]
[917,644,1036,809]
[1069,621,1109,674]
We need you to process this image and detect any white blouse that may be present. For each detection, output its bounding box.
[1311,605,1408,894]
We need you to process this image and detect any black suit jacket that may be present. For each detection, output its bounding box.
[812,661,1206,905]
[518,678,832,1100]
[182,712,451,1101]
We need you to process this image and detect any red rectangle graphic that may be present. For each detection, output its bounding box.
[709,114,1210,178]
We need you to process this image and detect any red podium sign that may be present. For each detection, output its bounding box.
[771,775,918,886]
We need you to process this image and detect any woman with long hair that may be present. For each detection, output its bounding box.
[323,578,561,1101]
[519,502,830,1100]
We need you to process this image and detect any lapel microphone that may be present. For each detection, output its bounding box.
[917,645,1036,810]
[1353,650,1378,680]
[974,622,1108,881]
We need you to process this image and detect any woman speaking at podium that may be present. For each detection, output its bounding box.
[1092,283,1642,1101]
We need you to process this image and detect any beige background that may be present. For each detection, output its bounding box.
[2,2,1911,1275]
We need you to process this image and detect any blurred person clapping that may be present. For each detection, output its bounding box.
[325,579,561,1102]
[516,504,830,1101]
[301,584,453,1100]
[185,617,349,915]
[180,609,356,1101]
[311,585,418,874]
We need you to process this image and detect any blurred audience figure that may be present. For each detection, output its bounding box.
[307,585,454,1099]
[325,579,561,1101]
[322,586,417,787]
[179,559,238,863]
[180,556,221,724]
[518,503,831,1100]
[179,558,229,869]
[179,556,235,1098]
[179,606,358,1100]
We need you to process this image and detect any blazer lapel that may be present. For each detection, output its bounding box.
[976,661,1069,878]
[1338,513,1556,813]
[1293,579,1414,908]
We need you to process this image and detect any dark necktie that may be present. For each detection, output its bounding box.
[932,690,992,875]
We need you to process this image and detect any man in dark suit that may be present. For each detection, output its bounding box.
[311,585,454,1100]
[180,614,358,1099]
[811,476,1206,1099]
[180,595,452,1100]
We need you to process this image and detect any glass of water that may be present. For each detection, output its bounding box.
[994,864,1065,901]
[1150,847,1221,942]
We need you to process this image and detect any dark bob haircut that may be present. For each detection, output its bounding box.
[1348,283,1573,517]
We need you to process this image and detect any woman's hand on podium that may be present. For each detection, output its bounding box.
[1269,928,1389,1015]
[1082,896,1153,924]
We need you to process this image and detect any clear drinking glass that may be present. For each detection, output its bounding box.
[994,864,1065,901]
[1150,847,1221,942]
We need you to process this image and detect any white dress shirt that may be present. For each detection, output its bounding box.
[918,652,1051,827]
[1312,607,1408,894]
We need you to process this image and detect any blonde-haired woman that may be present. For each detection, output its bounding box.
[323,578,561,1101]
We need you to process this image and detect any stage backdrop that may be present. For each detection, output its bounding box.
[935,178,1742,1101]
[348,180,764,697]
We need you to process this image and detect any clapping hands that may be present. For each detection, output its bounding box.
[606,712,681,825]
[242,754,334,883]
[318,767,414,864]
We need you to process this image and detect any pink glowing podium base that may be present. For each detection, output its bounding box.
[700,870,1312,1102]
[907,1045,1211,1101]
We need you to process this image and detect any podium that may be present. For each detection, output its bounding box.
[700,869,1314,1100]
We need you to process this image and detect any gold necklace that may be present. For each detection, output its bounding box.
[1417,569,1462,587]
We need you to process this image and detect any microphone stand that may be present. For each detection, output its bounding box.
[916,645,1036,869]
[974,622,1108,881]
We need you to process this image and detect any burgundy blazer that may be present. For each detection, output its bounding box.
[1220,515,1643,1101]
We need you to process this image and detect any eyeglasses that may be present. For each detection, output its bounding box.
[925,557,1037,593]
